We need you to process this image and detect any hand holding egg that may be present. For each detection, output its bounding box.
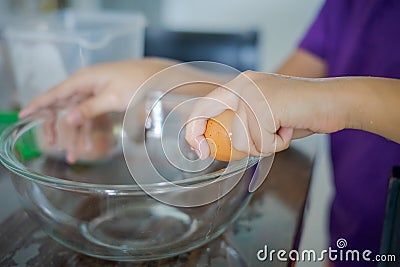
[204,109,247,161]
[185,71,297,161]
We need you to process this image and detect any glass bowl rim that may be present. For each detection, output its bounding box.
[0,115,259,193]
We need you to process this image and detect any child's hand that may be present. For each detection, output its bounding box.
[19,58,175,125]
[185,71,345,159]
[18,58,177,163]
[37,113,119,163]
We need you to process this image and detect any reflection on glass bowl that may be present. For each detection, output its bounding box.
[0,112,258,261]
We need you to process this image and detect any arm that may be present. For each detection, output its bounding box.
[185,73,400,159]
[19,58,176,122]
[19,57,222,124]
[328,77,400,143]
[276,49,327,78]
[19,57,222,163]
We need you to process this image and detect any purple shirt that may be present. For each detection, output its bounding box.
[299,0,400,266]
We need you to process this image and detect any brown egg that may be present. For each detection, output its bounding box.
[204,109,247,162]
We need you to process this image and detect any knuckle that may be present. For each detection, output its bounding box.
[231,136,248,153]
[78,106,90,119]
[242,70,258,80]
[107,94,121,110]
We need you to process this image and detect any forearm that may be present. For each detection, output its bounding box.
[327,77,400,143]
[251,73,400,144]
[276,49,327,78]
[134,57,225,96]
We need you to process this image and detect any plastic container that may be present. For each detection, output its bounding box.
[4,9,146,106]
[0,27,18,110]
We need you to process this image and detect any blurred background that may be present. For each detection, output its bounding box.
[0,1,332,266]
[0,0,325,108]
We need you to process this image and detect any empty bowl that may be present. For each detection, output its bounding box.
[0,99,259,261]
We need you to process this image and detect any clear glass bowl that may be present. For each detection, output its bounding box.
[0,110,258,261]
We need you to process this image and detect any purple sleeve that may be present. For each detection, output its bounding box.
[299,1,330,60]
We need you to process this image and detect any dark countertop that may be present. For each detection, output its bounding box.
[0,148,313,267]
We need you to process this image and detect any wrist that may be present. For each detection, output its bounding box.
[305,78,350,134]
[324,77,375,133]
[335,78,372,131]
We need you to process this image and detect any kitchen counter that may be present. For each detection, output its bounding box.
[0,148,312,267]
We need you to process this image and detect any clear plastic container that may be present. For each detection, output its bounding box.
[4,9,146,106]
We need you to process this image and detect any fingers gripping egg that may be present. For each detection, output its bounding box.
[204,110,247,162]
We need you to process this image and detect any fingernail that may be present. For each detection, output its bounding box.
[19,108,32,118]
[194,149,202,159]
[46,134,55,145]
[66,153,76,165]
[198,138,209,160]
[66,110,82,125]
[193,137,203,160]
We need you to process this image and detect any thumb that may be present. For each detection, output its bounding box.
[274,127,294,152]
[185,88,239,159]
